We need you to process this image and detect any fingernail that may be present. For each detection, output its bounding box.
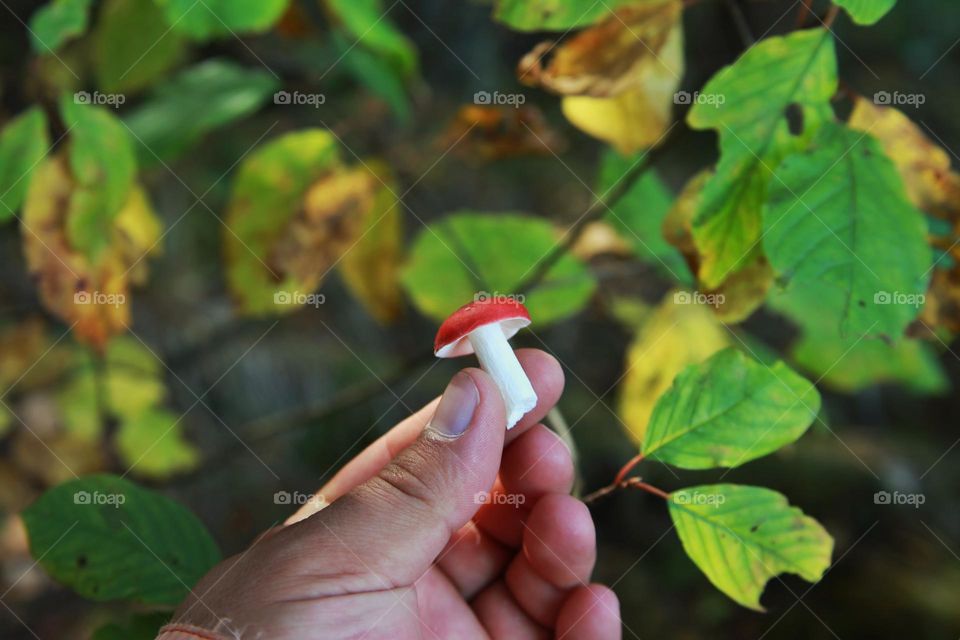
[428,372,479,439]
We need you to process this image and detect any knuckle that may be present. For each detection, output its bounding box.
[374,445,442,512]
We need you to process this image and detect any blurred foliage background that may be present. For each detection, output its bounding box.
[1,0,960,637]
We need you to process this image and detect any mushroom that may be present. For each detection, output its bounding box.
[434,297,538,429]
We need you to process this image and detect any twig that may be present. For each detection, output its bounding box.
[515,128,679,295]
[724,0,755,46]
[794,0,815,27]
[823,3,840,28]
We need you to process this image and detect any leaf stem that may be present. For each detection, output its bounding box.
[582,453,669,504]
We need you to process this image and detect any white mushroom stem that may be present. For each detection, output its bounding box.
[467,323,538,429]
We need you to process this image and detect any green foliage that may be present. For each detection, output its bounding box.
[60,96,137,259]
[22,474,220,605]
[493,0,634,31]
[93,0,188,93]
[771,287,947,393]
[327,0,417,79]
[687,28,837,287]
[668,484,833,611]
[155,0,289,40]
[598,150,691,283]
[124,59,277,165]
[834,0,897,25]
[401,212,597,326]
[764,122,931,341]
[29,0,93,52]
[0,108,49,219]
[643,348,820,469]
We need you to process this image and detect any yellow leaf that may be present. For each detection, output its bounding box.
[618,291,731,445]
[848,97,960,221]
[536,1,683,153]
[21,156,162,349]
[518,0,682,97]
[338,161,405,323]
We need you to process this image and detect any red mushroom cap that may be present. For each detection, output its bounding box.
[434,297,531,358]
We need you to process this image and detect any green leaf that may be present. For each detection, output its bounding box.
[93,0,188,94]
[764,121,931,341]
[401,212,597,326]
[224,128,339,313]
[494,0,635,31]
[642,348,819,468]
[29,0,93,53]
[124,60,277,165]
[332,29,412,122]
[91,612,171,640]
[0,108,49,219]
[326,0,418,79]
[771,287,947,393]
[687,28,837,287]
[833,0,897,25]
[155,0,289,40]
[60,96,137,259]
[668,484,833,610]
[116,409,200,478]
[22,474,220,605]
[598,150,690,283]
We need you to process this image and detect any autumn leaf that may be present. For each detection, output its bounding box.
[225,129,401,317]
[518,1,681,98]
[337,161,405,324]
[20,155,162,349]
[518,1,683,154]
[618,291,731,445]
[439,105,565,161]
[848,96,960,222]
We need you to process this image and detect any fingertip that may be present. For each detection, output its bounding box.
[524,494,596,588]
[556,584,622,640]
[501,424,574,499]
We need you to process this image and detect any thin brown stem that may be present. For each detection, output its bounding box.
[823,3,840,28]
[794,0,814,27]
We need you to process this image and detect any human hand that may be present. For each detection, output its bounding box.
[161,349,621,639]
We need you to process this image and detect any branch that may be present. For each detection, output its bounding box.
[515,126,679,295]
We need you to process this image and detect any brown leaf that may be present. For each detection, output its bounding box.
[570,220,631,260]
[518,1,682,98]
[20,155,161,349]
[440,105,565,161]
[270,165,377,286]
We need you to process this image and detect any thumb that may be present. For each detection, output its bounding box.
[298,368,506,584]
